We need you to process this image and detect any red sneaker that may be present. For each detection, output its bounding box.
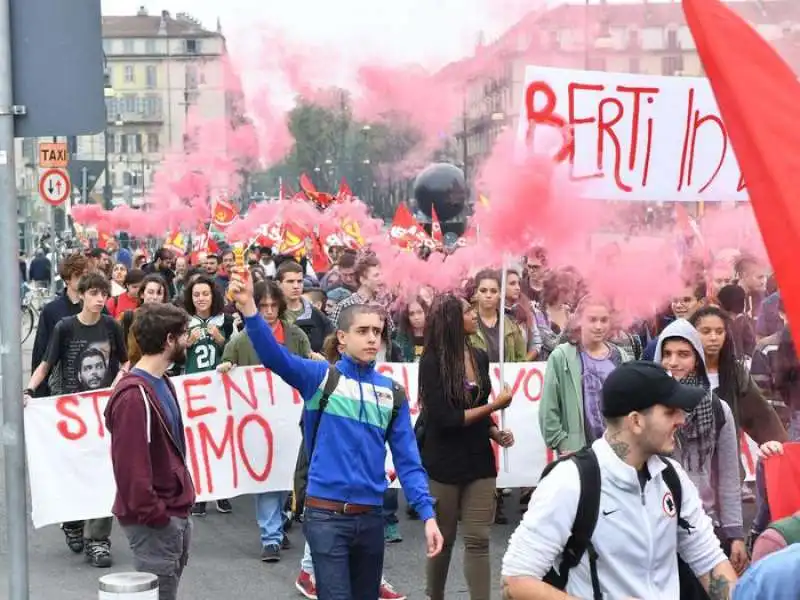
[379,579,407,600]
[295,570,317,600]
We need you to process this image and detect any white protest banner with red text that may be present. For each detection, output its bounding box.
[24,362,758,528]
[518,66,746,202]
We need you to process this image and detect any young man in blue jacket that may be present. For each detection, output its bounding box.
[228,272,443,600]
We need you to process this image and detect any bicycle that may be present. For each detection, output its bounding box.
[20,283,55,345]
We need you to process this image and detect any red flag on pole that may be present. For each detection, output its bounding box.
[682,0,800,351]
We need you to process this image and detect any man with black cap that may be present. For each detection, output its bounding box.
[502,361,738,599]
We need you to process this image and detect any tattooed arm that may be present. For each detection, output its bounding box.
[698,562,737,600]
[501,576,579,599]
[671,458,738,598]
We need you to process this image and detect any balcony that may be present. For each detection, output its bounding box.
[107,110,164,125]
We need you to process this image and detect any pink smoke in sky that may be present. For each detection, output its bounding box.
[72,1,770,320]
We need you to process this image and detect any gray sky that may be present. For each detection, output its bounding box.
[101,0,704,67]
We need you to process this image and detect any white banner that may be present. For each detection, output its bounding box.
[517,66,746,202]
[24,362,759,528]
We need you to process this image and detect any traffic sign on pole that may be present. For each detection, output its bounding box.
[39,168,71,205]
[39,141,68,167]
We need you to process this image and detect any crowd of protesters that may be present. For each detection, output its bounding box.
[22,234,800,599]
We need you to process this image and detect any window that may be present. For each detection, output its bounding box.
[103,39,113,54]
[548,30,560,49]
[125,134,142,153]
[628,29,640,48]
[145,66,157,88]
[104,97,117,117]
[185,65,198,89]
[123,94,137,113]
[106,132,115,154]
[586,56,606,71]
[145,39,156,54]
[185,39,200,54]
[119,134,128,154]
[147,133,159,153]
[666,29,679,50]
[124,65,135,83]
[123,171,132,186]
[629,57,641,73]
[123,39,135,54]
[662,55,684,75]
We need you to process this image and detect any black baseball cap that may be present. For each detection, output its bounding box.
[602,361,706,418]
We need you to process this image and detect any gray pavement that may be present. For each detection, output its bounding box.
[0,333,517,599]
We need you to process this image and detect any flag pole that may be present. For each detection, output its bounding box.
[498,256,510,473]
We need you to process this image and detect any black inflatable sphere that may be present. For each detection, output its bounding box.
[412,163,467,222]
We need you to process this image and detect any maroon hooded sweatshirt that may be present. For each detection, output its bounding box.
[104,372,195,527]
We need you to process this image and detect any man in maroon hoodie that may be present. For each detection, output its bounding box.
[105,303,194,600]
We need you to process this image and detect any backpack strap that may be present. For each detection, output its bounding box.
[307,365,341,461]
[386,380,406,440]
[544,447,603,600]
[660,457,693,534]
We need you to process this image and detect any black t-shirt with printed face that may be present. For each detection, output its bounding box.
[44,315,127,394]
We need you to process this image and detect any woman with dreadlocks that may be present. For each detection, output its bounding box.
[419,293,514,600]
[689,306,786,445]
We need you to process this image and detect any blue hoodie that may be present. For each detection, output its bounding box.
[244,314,435,521]
[733,543,800,600]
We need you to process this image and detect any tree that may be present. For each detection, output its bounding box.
[265,89,423,214]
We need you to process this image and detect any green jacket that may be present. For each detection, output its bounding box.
[538,342,629,454]
[469,315,527,363]
[222,320,310,366]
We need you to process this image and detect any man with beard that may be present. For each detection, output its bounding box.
[78,347,108,390]
[105,303,195,600]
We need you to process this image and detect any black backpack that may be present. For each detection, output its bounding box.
[540,448,709,600]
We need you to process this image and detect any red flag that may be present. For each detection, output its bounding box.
[310,235,331,273]
[212,195,239,230]
[764,442,800,521]
[278,222,310,256]
[336,178,353,202]
[97,231,116,250]
[683,0,800,353]
[389,203,416,249]
[298,173,318,196]
[298,173,336,211]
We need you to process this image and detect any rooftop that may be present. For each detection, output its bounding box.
[102,7,221,38]
[537,0,800,28]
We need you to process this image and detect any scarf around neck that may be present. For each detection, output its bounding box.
[677,372,716,470]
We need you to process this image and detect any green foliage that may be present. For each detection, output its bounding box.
[265,88,422,202]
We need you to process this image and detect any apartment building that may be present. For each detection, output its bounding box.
[448,0,800,180]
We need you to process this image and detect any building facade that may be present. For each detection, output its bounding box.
[452,0,800,181]
[15,5,231,234]
[98,7,229,207]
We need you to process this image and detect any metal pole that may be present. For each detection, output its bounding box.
[0,0,30,597]
[498,258,509,473]
[584,0,590,69]
[81,166,88,204]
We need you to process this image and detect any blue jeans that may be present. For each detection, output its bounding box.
[303,507,384,600]
[255,491,288,548]
[383,488,398,526]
